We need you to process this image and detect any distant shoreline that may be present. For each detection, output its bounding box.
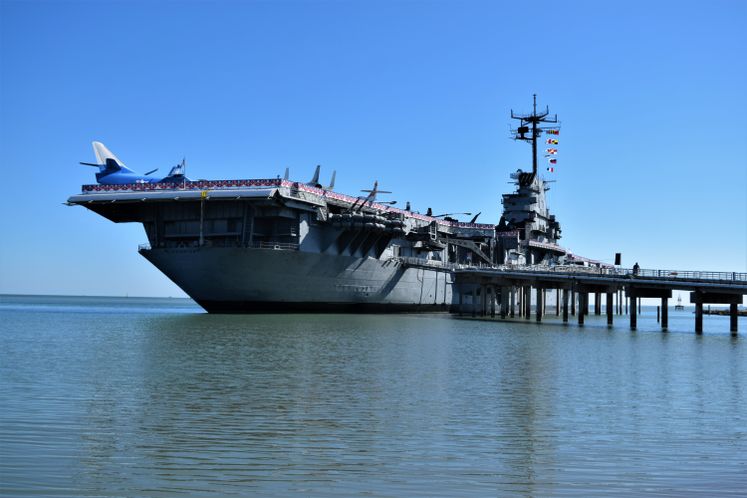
[703,308,747,316]
[0,293,193,301]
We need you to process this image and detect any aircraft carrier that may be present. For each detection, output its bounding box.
[67,98,584,313]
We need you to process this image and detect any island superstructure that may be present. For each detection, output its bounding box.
[67,98,586,313]
[495,95,564,266]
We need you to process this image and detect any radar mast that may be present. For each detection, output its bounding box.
[510,94,558,186]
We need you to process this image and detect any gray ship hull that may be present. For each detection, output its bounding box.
[140,247,455,313]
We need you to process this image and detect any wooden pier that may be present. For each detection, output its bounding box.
[452,266,747,335]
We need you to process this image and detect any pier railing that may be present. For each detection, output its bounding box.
[623,268,747,282]
[461,264,747,284]
[394,258,747,283]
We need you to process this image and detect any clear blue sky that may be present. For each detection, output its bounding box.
[1,0,745,297]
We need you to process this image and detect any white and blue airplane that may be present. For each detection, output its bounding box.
[80,141,189,185]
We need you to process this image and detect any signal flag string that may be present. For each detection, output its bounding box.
[545,129,560,172]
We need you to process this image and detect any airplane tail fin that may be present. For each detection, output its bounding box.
[309,165,320,186]
[92,141,126,172]
[80,141,135,178]
[167,158,186,177]
[325,170,336,190]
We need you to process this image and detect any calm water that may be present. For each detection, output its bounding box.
[1,295,746,497]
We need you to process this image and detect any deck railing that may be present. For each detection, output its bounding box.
[83,178,284,192]
[252,241,299,250]
[393,257,499,271]
[138,241,299,251]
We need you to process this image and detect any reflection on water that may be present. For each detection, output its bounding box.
[1,295,746,496]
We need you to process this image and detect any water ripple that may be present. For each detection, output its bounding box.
[1,297,746,496]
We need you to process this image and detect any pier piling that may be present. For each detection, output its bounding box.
[481,285,487,317]
[490,286,496,317]
[516,286,522,318]
[571,290,576,316]
[536,288,543,322]
[689,291,741,335]
[524,286,531,320]
[500,287,508,318]
[510,287,515,317]
[583,293,589,316]
[730,303,738,335]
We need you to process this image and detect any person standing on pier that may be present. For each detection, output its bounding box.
[633,262,640,276]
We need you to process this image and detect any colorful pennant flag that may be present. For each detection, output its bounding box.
[546,148,557,155]
[546,139,558,145]
[548,158,557,164]
[546,129,560,135]
[547,167,555,173]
